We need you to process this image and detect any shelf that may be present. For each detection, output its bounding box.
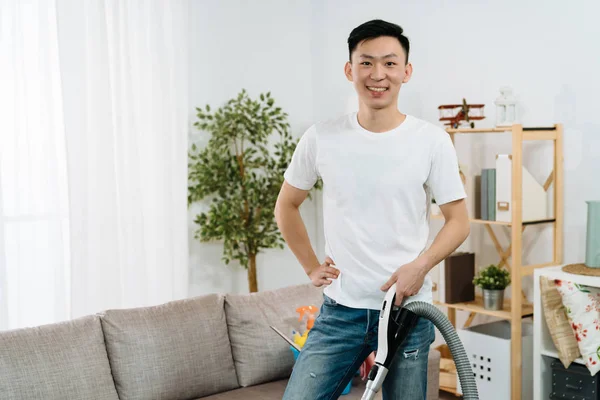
[446,126,558,134]
[540,349,585,366]
[534,265,600,287]
[434,295,534,320]
[440,385,462,397]
[430,214,556,226]
[446,127,511,133]
[521,262,561,277]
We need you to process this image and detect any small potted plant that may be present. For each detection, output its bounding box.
[473,264,511,310]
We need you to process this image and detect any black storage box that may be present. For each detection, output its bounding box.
[550,359,599,400]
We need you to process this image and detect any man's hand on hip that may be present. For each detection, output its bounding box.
[308,256,340,287]
[380,259,428,306]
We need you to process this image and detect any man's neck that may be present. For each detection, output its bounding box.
[356,107,406,133]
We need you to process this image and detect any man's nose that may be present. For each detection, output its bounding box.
[370,64,385,81]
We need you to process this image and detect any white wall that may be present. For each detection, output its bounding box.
[189,0,600,304]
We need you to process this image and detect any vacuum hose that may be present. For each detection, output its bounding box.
[403,301,479,400]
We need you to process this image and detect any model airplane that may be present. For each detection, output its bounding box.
[438,98,485,129]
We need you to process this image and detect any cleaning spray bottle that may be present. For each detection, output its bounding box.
[292,305,318,348]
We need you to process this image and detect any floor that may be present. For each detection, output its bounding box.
[439,390,461,399]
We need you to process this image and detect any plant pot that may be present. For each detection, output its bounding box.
[482,289,505,310]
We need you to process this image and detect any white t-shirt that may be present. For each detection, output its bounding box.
[284,112,466,310]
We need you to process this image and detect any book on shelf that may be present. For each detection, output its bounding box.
[432,252,475,304]
[480,168,496,221]
[474,174,481,219]
[444,252,475,304]
[488,169,496,221]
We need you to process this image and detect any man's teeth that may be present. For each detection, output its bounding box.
[368,87,388,92]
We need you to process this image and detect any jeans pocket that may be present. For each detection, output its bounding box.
[402,318,435,350]
[322,294,338,307]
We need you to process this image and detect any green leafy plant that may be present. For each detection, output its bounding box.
[472,264,511,290]
[188,89,320,293]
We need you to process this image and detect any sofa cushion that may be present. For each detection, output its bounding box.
[0,315,119,400]
[225,283,324,387]
[198,377,383,400]
[99,294,239,400]
[199,348,440,399]
[198,379,289,400]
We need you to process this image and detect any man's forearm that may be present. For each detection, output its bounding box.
[417,217,470,272]
[275,204,320,275]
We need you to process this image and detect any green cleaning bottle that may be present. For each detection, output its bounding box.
[585,200,600,268]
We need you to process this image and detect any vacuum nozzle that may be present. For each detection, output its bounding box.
[361,364,388,400]
[361,284,420,398]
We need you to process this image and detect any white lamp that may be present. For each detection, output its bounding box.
[494,86,518,127]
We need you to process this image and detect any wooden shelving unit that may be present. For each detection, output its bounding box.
[431,214,556,226]
[432,123,564,400]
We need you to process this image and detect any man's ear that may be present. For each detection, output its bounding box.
[344,61,353,82]
[402,62,413,83]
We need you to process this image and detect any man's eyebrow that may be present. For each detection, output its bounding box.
[359,53,399,59]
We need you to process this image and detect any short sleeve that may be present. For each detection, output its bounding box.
[283,125,319,190]
[426,133,467,205]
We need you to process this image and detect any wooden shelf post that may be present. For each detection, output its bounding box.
[510,124,524,400]
[554,124,564,265]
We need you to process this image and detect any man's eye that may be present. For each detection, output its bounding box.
[361,62,371,66]
[386,62,396,66]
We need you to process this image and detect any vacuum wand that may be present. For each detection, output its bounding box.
[361,283,419,400]
[361,284,480,400]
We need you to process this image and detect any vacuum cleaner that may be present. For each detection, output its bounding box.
[361,283,479,400]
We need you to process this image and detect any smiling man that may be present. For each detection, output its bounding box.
[275,19,470,399]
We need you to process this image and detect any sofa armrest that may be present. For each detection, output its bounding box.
[427,347,441,400]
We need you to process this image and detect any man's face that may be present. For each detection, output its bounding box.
[344,36,412,111]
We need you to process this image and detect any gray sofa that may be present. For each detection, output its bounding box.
[0,283,440,400]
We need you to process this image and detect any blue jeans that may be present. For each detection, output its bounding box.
[283,294,435,400]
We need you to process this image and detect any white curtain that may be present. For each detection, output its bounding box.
[0,0,71,330]
[0,0,189,330]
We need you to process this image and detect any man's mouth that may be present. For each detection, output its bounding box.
[367,86,388,92]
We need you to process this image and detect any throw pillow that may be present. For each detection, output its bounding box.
[554,279,600,376]
[539,276,581,368]
[225,283,324,387]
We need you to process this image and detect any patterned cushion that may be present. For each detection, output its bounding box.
[0,315,119,400]
[99,294,239,400]
[554,279,600,375]
[539,276,581,368]
[225,283,324,386]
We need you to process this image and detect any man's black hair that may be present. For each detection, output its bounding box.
[347,19,410,64]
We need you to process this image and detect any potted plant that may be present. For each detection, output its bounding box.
[188,89,320,293]
[472,264,511,310]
